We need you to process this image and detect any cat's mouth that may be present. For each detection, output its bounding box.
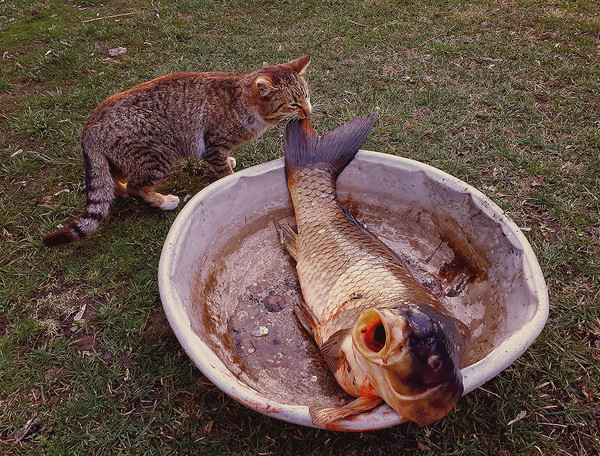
[297,102,312,119]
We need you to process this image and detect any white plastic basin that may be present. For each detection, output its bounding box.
[158,151,548,431]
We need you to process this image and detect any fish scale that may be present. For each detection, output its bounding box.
[289,165,439,345]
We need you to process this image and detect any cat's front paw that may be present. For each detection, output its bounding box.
[227,156,237,170]
[160,194,180,210]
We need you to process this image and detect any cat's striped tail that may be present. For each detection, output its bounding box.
[42,147,115,247]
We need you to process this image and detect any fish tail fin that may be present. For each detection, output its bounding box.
[42,145,114,247]
[283,113,377,179]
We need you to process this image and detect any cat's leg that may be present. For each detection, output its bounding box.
[111,173,130,198]
[114,181,129,197]
[107,163,130,197]
[204,148,235,178]
[127,185,180,210]
[125,152,180,210]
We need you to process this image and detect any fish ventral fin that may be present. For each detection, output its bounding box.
[310,396,384,426]
[283,113,378,179]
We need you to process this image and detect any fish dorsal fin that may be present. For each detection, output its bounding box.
[320,328,351,373]
[341,205,366,229]
[341,206,407,266]
[284,113,378,179]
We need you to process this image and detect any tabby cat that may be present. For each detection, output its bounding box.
[42,55,311,246]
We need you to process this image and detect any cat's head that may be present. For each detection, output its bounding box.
[251,55,311,124]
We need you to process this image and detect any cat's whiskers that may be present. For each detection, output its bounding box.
[276,112,300,125]
[307,100,326,118]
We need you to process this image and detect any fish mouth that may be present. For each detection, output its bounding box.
[382,371,463,426]
[389,382,443,403]
[378,371,464,426]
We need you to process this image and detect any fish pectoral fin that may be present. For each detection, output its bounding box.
[310,396,383,426]
[293,299,320,336]
[274,221,299,260]
[320,328,351,373]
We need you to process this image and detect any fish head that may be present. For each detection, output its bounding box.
[351,303,469,426]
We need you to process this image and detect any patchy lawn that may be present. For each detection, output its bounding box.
[1,1,599,455]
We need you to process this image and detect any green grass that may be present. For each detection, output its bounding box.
[1,0,599,454]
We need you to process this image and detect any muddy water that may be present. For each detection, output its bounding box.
[191,199,507,407]
[191,207,350,407]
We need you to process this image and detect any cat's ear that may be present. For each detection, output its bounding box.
[255,76,277,97]
[286,55,310,75]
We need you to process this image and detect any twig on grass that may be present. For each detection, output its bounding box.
[83,12,135,23]
[478,386,502,399]
[347,19,367,28]
[13,415,41,445]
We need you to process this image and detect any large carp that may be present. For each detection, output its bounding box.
[276,114,469,426]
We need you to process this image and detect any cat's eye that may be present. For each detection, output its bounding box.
[289,102,301,108]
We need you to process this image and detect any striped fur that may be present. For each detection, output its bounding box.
[42,56,311,246]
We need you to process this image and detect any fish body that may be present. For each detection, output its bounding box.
[277,115,469,426]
